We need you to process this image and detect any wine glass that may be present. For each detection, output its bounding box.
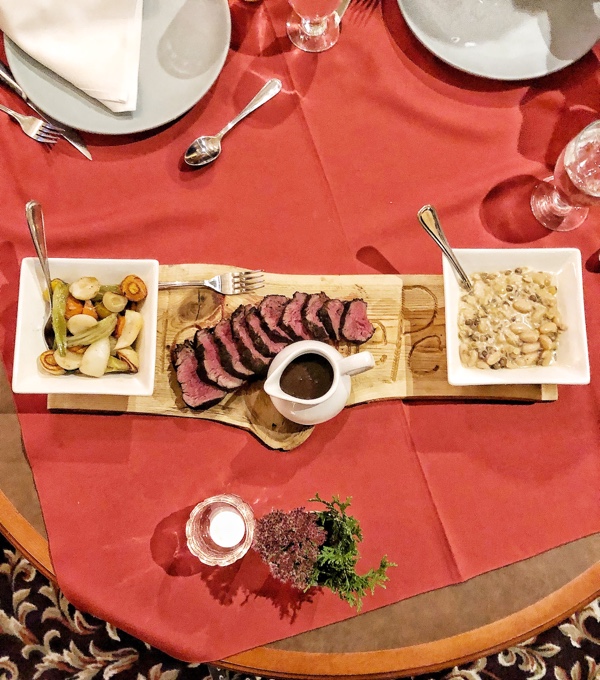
[286,0,340,53]
[530,120,600,232]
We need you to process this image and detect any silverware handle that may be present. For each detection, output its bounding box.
[0,59,27,101]
[335,0,351,23]
[417,204,473,291]
[159,280,208,290]
[217,79,282,139]
[25,200,53,300]
[0,103,18,119]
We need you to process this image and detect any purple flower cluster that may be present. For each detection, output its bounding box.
[253,507,327,589]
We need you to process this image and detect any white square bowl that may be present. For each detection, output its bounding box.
[12,258,159,396]
[443,248,590,386]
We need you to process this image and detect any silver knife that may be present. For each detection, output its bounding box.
[0,60,92,160]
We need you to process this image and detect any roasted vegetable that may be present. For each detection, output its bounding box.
[66,314,97,336]
[51,280,69,357]
[114,310,143,350]
[69,277,100,301]
[120,275,147,302]
[92,284,121,302]
[105,356,131,373]
[39,350,65,375]
[102,291,128,313]
[63,295,84,319]
[94,301,113,319]
[66,314,117,347]
[82,300,98,319]
[116,347,139,373]
[53,349,83,371]
[79,337,111,377]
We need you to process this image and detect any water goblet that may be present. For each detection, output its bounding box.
[530,120,600,232]
[286,0,340,52]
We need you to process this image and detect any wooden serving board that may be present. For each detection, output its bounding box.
[49,264,557,450]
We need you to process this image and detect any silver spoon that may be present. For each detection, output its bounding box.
[417,204,473,292]
[184,78,283,167]
[25,200,55,348]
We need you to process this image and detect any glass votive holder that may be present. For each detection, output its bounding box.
[185,493,255,567]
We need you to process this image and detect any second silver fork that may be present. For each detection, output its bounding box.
[159,270,265,295]
[0,103,63,144]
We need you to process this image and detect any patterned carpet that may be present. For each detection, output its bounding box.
[1,533,599,680]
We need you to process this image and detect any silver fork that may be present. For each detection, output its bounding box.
[159,270,265,295]
[0,103,64,144]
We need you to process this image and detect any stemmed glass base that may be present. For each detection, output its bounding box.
[530,176,589,232]
[286,11,339,52]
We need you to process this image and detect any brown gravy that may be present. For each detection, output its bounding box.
[279,353,334,400]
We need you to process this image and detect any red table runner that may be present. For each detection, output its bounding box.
[1,0,600,663]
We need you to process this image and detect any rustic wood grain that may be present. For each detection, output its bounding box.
[48,264,556,449]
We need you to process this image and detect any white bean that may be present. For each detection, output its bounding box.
[539,321,557,334]
[519,330,539,344]
[513,298,533,313]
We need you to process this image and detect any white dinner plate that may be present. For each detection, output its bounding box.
[397,0,600,81]
[4,0,231,135]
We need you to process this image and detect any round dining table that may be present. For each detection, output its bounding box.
[0,0,599,676]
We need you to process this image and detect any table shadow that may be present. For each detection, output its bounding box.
[585,247,600,274]
[480,174,551,244]
[517,59,599,169]
[151,504,319,620]
[356,245,400,275]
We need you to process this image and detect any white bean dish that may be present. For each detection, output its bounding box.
[458,268,567,370]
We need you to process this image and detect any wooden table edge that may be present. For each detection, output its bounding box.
[222,562,600,679]
[0,489,53,580]
[2,488,598,679]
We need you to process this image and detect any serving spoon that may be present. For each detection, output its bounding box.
[25,200,55,348]
[184,78,282,167]
[417,204,473,292]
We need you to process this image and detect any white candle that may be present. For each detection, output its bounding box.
[209,507,246,548]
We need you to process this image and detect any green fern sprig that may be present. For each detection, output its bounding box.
[307,493,395,612]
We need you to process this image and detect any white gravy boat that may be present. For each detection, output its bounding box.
[263,340,375,426]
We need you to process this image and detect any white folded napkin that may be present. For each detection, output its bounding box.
[0,0,143,112]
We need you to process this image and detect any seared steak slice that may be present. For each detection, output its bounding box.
[281,291,311,340]
[246,306,289,356]
[257,295,292,341]
[231,305,271,375]
[213,319,255,379]
[318,298,345,341]
[194,328,246,390]
[340,299,375,343]
[302,292,330,341]
[172,342,227,409]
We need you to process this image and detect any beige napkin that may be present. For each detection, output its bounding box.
[0,0,143,112]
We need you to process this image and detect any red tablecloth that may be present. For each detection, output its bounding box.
[1,0,599,663]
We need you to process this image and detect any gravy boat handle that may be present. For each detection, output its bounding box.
[338,351,375,377]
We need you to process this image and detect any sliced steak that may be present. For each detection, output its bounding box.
[257,295,292,341]
[318,298,345,341]
[194,328,246,391]
[340,299,375,343]
[246,306,289,356]
[231,305,271,374]
[172,342,227,409]
[302,292,330,341]
[281,291,311,340]
[213,319,255,379]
